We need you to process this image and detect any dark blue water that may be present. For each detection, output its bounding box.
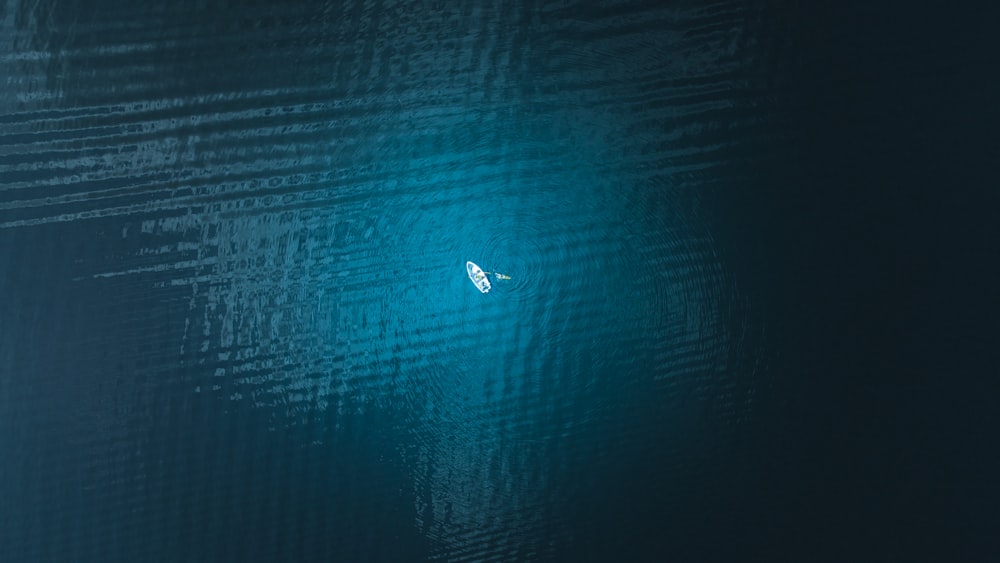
[2,0,996,561]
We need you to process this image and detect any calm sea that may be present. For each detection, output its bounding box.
[2,0,995,561]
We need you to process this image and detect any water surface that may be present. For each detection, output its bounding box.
[1,1,775,560]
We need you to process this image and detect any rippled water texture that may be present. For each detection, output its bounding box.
[1,1,771,560]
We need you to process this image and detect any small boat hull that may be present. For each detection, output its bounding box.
[466,261,491,293]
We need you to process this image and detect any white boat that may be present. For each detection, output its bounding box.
[466,261,491,293]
